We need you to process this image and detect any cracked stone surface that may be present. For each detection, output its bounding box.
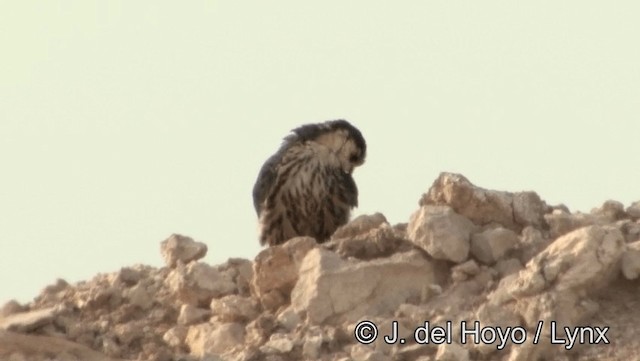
[420,172,547,232]
[291,248,435,324]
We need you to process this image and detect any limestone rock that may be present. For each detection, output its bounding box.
[471,227,519,264]
[244,313,276,347]
[166,261,236,306]
[116,267,143,286]
[517,226,551,264]
[544,211,607,239]
[275,306,301,331]
[291,248,434,324]
[451,259,480,282]
[185,322,245,357]
[259,333,295,354]
[620,219,640,243]
[0,300,26,318]
[512,225,625,297]
[0,305,64,332]
[160,234,208,268]
[328,222,415,260]
[219,258,254,296]
[162,326,188,348]
[178,304,211,325]
[420,172,547,231]
[488,225,625,352]
[495,258,523,278]
[627,201,640,219]
[350,344,386,361]
[408,205,476,263]
[113,322,145,348]
[0,330,127,361]
[436,342,469,361]
[210,295,259,323]
[123,283,154,310]
[591,200,626,222]
[621,241,640,280]
[473,303,521,355]
[332,212,388,239]
[301,326,324,359]
[251,236,317,311]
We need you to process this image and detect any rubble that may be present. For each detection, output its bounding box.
[291,248,435,324]
[2,172,640,361]
[161,234,208,268]
[407,205,477,263]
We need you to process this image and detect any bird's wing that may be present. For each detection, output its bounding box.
[339,170,359,208]
[252,135,297,215]
[252,153,279,215]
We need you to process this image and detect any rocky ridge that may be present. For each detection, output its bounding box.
[2,172,640,361]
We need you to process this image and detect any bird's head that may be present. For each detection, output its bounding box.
[292,119,366,174]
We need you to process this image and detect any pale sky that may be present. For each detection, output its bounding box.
[1,2,639,305]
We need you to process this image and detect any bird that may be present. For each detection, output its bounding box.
[252,119,367,247]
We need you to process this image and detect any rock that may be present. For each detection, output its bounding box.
[513,226,625,296]
[517,226,550,264]
[591,200,626,222]
[451,260,480,282]
[116,267,143,286]
[420,172,547,231]
[0,300,26,318]
[619,219,640,243]
[476,302,521,329]
[259,333,295,354]
[160,234,208,268]
[166,262,236,307]
[162,326,188,348]
[42,278,70,294]
[332,212,388,239]
[0,305,64,332]
[123,283,154,310]
[328,223,415,261]
[544,210,612,239]
[350,344,386,361]
[291,248,434,324]
[114,322,144,347]
[101,336,122,358]
[470,227,519,264]
[621,241,640,280]
[178,304,211,325]
[488,225,624,343]
[407,205,477,263]
[224,258,254,296]
[0,330,127,361]
[473,303,521,355]
[185,322,245,357]
[210,295,259,323]
[34,278,71,304]
[396,303,430,322]
[251,236,317,311]
[301,326,324,359]
[275,307,301,331]
[495,258,523,278]
[435,342,469,361]
[505,342,551,361]
[627,201,640,219]
[245,313,276,347]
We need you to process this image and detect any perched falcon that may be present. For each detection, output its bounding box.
[252,119,367,246]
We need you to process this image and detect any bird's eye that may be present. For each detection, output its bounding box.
[349,153,360,163]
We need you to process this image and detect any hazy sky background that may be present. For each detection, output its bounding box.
[2,2,639,305]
